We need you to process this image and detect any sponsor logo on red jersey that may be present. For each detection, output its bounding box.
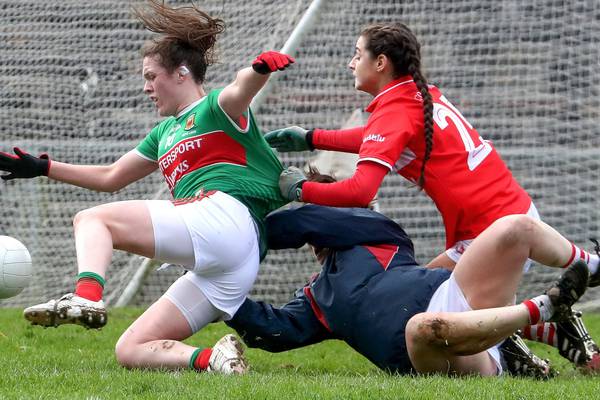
[158,131,247,191]
[363,133,386,143]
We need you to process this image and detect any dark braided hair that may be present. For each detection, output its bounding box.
[133,0,225,84]
[361,23,434,189]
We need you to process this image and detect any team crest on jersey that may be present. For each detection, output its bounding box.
[185,114,196,130]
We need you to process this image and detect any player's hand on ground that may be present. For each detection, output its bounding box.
[251,51,295,75]
[0,147,50,180]
[264,126,312,152]
[279,166,307,202]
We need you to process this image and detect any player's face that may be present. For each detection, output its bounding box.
[348,36,380,96]
[142,56,181,117]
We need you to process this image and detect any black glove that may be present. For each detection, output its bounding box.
[0,147,50,180]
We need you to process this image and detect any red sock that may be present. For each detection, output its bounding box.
[522,300,541,324]
[561,243,593,268]
[75,278,103,302]
[521,323,558,347]
[192,348,213,371]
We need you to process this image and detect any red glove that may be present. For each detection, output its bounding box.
[252,51,295,74]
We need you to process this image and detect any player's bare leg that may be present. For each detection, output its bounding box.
[115,295,247,374]
[406,215,588,376]
[406,305,531,376]
[426,252,457,271]
[73,200,156,276]
[115,297,196,369]
[406,260,588,376]
[24,200,155,329]
[453,214,574,310]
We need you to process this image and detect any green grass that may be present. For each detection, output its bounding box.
[2,308,600,399]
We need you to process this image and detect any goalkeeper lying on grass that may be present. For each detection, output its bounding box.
[227,201,600,377]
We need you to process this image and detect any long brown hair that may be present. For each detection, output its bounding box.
[361,23,433,189]
[305,164,337,183]
[133,0,225,83]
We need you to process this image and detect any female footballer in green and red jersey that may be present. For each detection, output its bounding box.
[0,1,292,375]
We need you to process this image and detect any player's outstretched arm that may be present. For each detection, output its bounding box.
[219,51,294,121]
[226,296,331,353]
[0,148,157,193]
[265,126,364,153]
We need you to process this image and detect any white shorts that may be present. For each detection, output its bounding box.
[146,191,260,322]
[445,202,541,272]
[426,273,503,375]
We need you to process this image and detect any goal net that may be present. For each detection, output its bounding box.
[1,0,599,309]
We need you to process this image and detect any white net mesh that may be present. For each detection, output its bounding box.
[1,1,599,308]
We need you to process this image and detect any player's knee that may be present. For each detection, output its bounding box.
[406,312,451,350]
[73,208,87,230]
[407,312,480,357]
[73,206,103,230]
[492,214,536,250]
[114,335,137,369]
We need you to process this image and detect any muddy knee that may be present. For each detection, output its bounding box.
[406,313,452,349]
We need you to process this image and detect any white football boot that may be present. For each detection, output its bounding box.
[207,334,249,375]
[23,293,107,329]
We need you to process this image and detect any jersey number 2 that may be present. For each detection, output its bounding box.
[433,95,492,171]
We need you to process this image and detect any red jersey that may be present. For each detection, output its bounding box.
[308,77,531,248]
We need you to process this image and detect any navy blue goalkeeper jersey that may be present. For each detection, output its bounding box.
[263,205,451,373]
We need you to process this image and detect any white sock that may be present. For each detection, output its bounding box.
[589,254,599,274]
[523,294,554,324]
[565,243,599,274]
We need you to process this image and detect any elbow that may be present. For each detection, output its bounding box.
[356,192,377,208]
[348,187,378,208]
[104,184,125,194]
[106,177,131,193]
[95,179,124,193]
[98,171,128,193]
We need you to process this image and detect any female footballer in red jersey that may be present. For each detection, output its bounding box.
[0,1,293,374]
[267,22,600,277]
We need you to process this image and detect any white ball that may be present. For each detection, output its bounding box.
[0,236,32,299]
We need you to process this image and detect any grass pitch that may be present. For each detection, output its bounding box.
[2,307,600,399]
